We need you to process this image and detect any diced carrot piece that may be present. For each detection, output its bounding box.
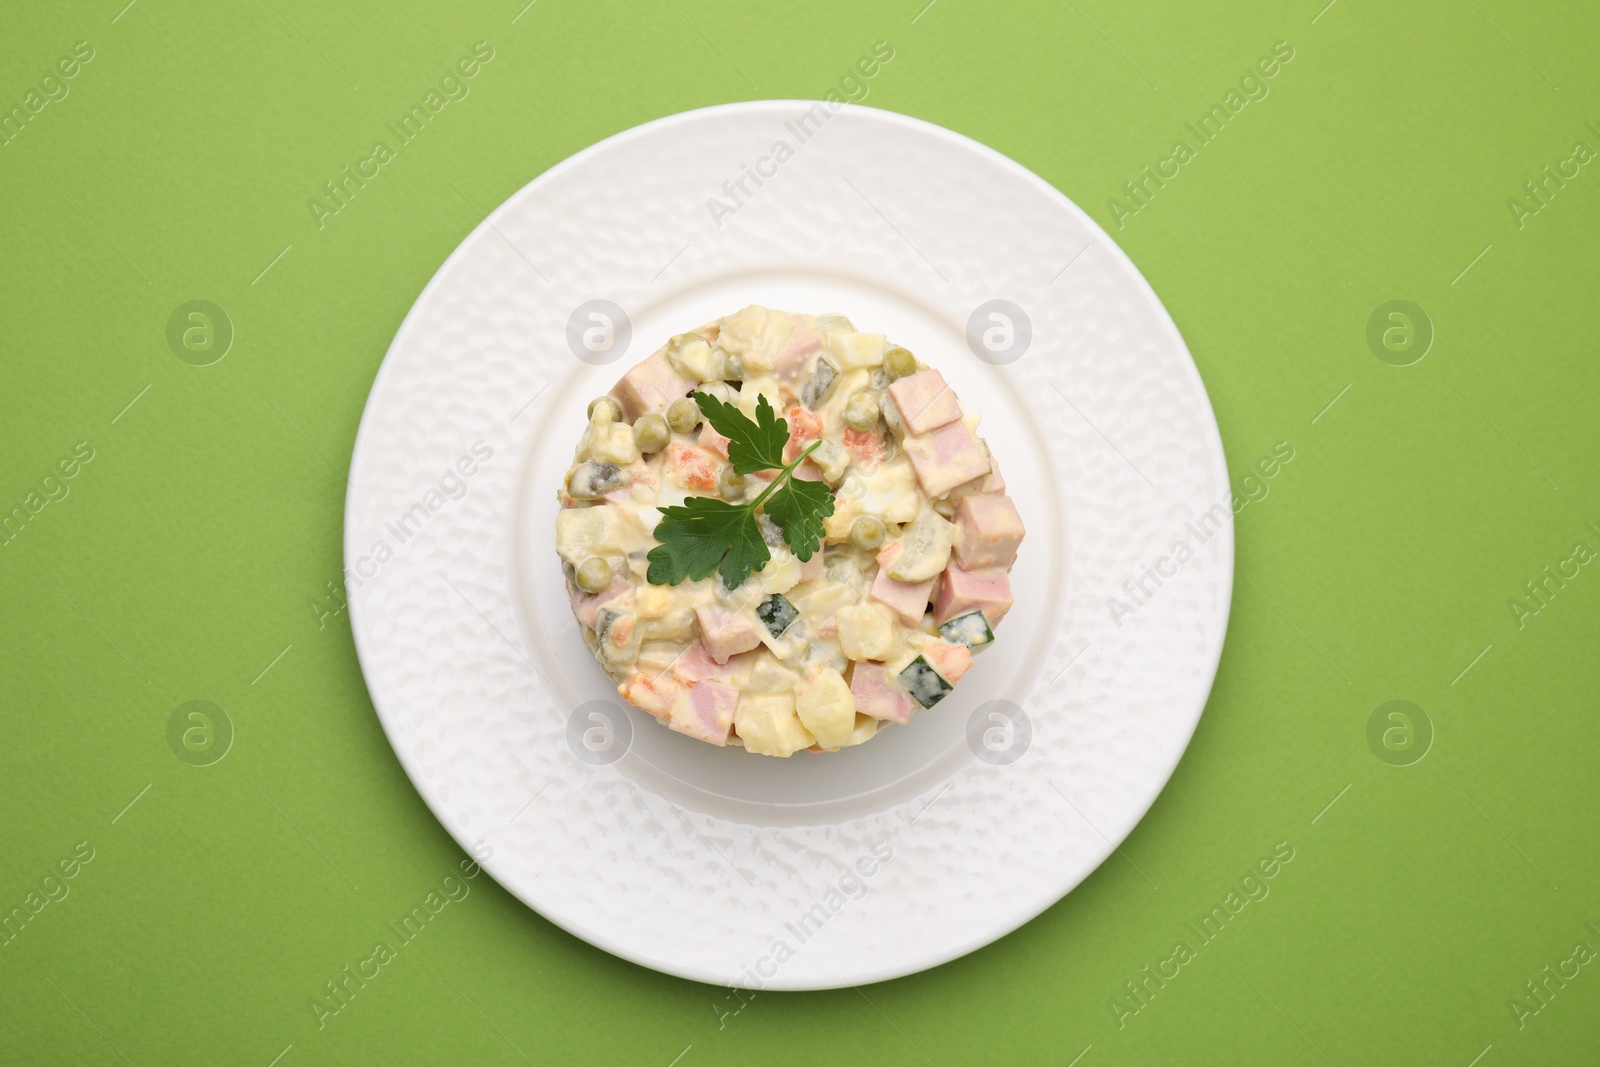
[664,442,720,491]
[843,427,884,465]
[783,406,824,461]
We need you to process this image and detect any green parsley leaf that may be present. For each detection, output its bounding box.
[692,391,788,474]
[648,394,835,590]
[762,473,833,562]
[646,496,771,590]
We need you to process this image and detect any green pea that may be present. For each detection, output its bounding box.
[883,346,917,381]
[850,515,887,551]
[844,390,881,431]
[718,467,746,500]
[633,413,669,454]
[666,397,701,435]
[588,395,623,423]
[575,557,612,593]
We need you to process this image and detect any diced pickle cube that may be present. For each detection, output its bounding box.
[800,358,839,409]
[938,610,994,648]
[568,462,625,499]
[898,655,953,708]
[756,593,798,637]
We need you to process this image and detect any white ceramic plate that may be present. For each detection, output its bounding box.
[345,101,1232,990]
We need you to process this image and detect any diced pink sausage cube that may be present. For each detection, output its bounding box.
[694,604,762,664]
[932,563,1013,625]
[611,351,695,419]
[572,574,631,629]
[670,680,737,745]
[869,567,935,627]
[670,640,722,684]
[887,370,963,435]
[673,643,757,685]
[799,551,825,583]
[849,662,916,724]
[770,315,822,380]
[698,423,731,458]
[952,493,1025,570]
[903,420,992,498]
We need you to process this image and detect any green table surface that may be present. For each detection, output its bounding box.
[4,0,1598,1063]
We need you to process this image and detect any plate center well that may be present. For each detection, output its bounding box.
[509,268,1067,824]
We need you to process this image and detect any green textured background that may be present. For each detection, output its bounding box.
[3,0,1597,1063]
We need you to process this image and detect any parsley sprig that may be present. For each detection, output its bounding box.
[646,392,835,590]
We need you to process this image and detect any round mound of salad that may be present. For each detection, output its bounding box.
[556,305,1025,756]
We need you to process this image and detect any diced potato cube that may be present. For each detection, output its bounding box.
[667,336,717,380]
[823,494,864,542]
[837,603,899,661]
[882,491,920,526]
[736,386,786,422]
[590,420,639,465]
[734,692,815,757]
[638,608,695,643]
[756,551,803,596]
[789,580,859,622]
[830,331,887,370]
[747,653,800,693]
[828,463,919,539]
[634,586,672,619]
[555,505,647,565]
[716,305,790,373]
[796,667,857,749]
[847,713,879,746]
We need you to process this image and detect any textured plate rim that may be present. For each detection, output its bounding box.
[344,100,1233,989]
